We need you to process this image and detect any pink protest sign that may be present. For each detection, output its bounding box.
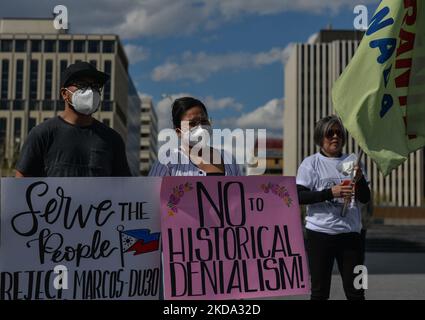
[160,176,310,300]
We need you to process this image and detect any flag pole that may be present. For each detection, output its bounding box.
[117,225,125,268]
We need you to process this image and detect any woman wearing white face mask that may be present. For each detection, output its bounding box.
[149,97,241,177]
[15,62,131,177]
[149,97,241,301]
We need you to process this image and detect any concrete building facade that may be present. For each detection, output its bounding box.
[284,29,424,207]
[0,18,141,175]
[140,96,158,176]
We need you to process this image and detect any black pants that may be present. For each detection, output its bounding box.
[306,229,365,300]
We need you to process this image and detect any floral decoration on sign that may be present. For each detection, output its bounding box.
[260,182,293,208]
[167,182,193,217]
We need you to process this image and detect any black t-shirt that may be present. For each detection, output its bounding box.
[16,116,131,177]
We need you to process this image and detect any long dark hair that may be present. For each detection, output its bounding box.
[171,97,208,128]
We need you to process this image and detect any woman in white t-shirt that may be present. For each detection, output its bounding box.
[296,115,370,300]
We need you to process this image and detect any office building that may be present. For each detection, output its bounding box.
[140,96,158,175]
[0,18,140,176]
[284,29,424,209]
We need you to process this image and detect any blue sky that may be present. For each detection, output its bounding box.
[1,0,379,136]
[122,1,377,135]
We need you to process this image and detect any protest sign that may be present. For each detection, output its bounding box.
[0,177,161,300]
[160,176,309,300]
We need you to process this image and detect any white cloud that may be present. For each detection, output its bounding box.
[204,96,243,112]
[124,44,150,64]
[138,92,153,100]
[215,0,376,17]
[0,0,376,39]
[237,98,284,130]
[307,32,319,44]
[152,47,294,82]
[254,45,294,66]
[218,98,284,137]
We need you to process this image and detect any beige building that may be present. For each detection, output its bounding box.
[140,96,158,175]
[247,138,283,176]
[284,29,425,208]
[0,18,141,176]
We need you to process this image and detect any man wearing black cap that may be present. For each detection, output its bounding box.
[15,61,131,177]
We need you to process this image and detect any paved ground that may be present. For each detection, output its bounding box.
[274,225,425,300]
[365,225,425,252]
[273,252,425,300]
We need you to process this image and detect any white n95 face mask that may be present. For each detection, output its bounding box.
[66,88,101,115]
[183,125,212,147]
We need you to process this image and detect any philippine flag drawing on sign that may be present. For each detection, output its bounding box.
[119,227,161,259]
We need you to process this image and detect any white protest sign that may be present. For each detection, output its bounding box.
[0,177,161,300]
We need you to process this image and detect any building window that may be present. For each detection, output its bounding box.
[89,60,97,68]
[0,100,8,110]
[31,40,41,52]
[13,100,24,110]
[59,40,71,53]
[42,100,54,111]
[44,40,56,53]
[29,100,39,111]
[45,60,53,100]
[15,60,24,100]
[1,60,9,99]
[59,60,68,97]
[0,118,6,146]
[102,40,115,53]
[28,117,37,133]
[60,60,68,74]
[15,40,27,52]
[88,40,100,53]
[102,101,113,111]
[0,40,13,52]
[103,60,112,100]
[14,118,22,141]
[30,60,38,100]
[73,40,86,53]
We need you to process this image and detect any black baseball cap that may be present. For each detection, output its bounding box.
[61,61,110,88]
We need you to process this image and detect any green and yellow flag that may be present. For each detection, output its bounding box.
[332,0,425,176]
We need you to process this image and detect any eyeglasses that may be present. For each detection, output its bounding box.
[69,81,103,93]
[180,117,212,128]
[189,118,211,127]
[326,128,343,139]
